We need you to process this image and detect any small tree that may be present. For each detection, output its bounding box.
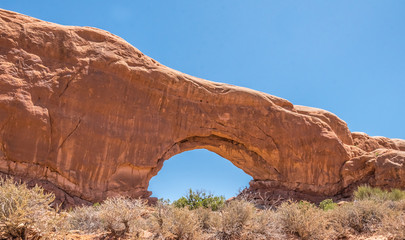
[173,189,225,211]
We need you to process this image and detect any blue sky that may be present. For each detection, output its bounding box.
[2,1,404,200]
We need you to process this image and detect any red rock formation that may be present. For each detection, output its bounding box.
[0,9,404,205]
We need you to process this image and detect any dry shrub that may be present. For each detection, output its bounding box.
[31,211,69,240]
[378,211,405,240]
[68,205,102,233]
[245,209,285,240]
[0,178,67,239]
[277,200,331,240]
[151,202,201,239]
[374,199,405,240]
[329,200,389,236]
[2,180,404,240]
[387,199,405,211]
[213,200,255,240]
[98,197,148,238]
[194,207,217,231]
[68,197,149,238]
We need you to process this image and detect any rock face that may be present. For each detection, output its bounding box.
[0,9,404,205]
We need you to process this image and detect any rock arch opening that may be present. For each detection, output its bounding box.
[148,149,253,201]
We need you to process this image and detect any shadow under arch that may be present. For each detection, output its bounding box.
[148,148,253,200]
[149,134,282,182]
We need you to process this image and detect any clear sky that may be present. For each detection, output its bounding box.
[1,1,404,201]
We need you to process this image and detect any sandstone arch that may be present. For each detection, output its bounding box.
[0,9,404,206]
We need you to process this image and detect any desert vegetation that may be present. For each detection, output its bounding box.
[1,178,404,240]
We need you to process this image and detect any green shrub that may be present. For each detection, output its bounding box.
[354,185,405,202]
[354,185,385,201]
[390,189,405,201]
[319,199,337,211]
[173,189,225,211]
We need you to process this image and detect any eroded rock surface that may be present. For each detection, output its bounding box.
[0,9,404,205]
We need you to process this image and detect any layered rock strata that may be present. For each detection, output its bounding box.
[0,9,404,206]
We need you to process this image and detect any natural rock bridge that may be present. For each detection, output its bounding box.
[0,9,404,206]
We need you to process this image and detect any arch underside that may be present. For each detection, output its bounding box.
[149,135,282,182]
[145,133,347,199]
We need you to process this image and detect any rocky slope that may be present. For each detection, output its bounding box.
[0,9,404,206]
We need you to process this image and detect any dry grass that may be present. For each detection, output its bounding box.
[1,179,405,240]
